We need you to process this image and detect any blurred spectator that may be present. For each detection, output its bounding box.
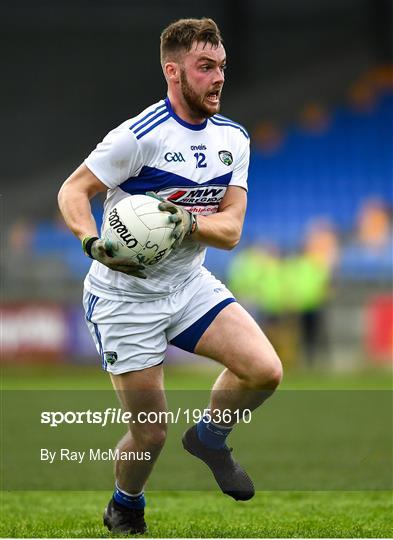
[7,219,34,253]
[303,219,340,269]
[3,220,36,290]
[4,220,35,282]
[228,221,339,367]
[227,245,300,365]
[32,210,91,278]
[347,81,378,113]
[349,66,393,113]
[252,121,284,154]
[3,201,103,300]
[365,66,393,92]
[288,220,338,366]
[298,102,332,135]
[357,199,392,250]
[227,244,288,317]
[31,195,104,279]
[3,219,69,299]
[227,244,271,319]
[338,198,393,281]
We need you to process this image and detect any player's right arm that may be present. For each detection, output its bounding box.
[58,163,106,241]
[58,164,146,278]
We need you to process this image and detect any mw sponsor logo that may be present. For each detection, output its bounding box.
[159,186,226,206]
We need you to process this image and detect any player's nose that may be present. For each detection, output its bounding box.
[213,66,225,84]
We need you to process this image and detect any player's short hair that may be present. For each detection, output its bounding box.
[160,18,223,65]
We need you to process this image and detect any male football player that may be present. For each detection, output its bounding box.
[58,17,282,535]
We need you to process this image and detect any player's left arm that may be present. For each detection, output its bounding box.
[192,186,247,250]
[192,132,250,250]
[154,134,250,250]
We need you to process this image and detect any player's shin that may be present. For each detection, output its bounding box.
[114,423,167,494]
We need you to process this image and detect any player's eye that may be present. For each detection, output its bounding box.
[220,64,227,72]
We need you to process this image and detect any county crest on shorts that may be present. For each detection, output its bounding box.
[104,351,118,365]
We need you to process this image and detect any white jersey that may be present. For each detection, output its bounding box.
[84,97,250,302]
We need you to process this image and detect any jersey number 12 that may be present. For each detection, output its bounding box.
[194,152,207,168]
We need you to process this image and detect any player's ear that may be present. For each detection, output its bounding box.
[164,62,180,84]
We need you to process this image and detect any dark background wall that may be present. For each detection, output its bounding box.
[1,0,392,219]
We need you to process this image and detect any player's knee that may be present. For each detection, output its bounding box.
[145,428,167,449]
[244,353,283,390]
[133,424,167,449]
[263,357,283,389]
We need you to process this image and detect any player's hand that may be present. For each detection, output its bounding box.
[146,192,197,248]
[90,238,147,278]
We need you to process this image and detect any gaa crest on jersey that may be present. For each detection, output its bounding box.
[104,351,118,365]
[164,152,185,162]
[219,150,233,166]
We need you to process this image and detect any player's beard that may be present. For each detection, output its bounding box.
[180,68,221,119]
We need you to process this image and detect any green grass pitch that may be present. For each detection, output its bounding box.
[1,490,391,538]
[1,362,392,538]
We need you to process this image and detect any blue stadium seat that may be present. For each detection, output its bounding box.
[247,92,393,259]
